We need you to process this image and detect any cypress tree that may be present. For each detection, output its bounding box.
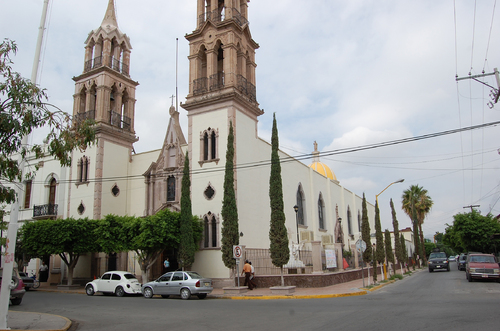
[384,229,394,275]
[361,193,372,264]
[374,200,385,265]
[268,113,289,287]
[391,198,404,274]
[412,211,420,268]
[179,152,195,270]
[400,233,408,272]
[221,122,239,270]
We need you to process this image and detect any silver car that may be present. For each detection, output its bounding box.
[142,271,213,300]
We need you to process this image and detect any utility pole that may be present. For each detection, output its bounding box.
[456,68,500,109]
[463,205,480,212]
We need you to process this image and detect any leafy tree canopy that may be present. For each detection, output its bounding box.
[0,39,95,204]
[443,210,500,254]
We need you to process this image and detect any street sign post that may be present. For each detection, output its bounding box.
[355,239,367,287]
[233,245,242,287]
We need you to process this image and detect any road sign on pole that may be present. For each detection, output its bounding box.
[355,239,366,253]
[233,246,242,287]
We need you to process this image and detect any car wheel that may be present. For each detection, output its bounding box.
[447,266,450,272]
[467,273,473,282]
[85,285,95,296]
[197,293,207,299]
[143,287,154,298]
[10,297,22,306]
[115,286,125,297]
[180,288,191,300]
[161,295,170,299]
[429,268,433,273]
[25,286,29,291]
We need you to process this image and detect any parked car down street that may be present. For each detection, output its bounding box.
[448,255,456,262]
[85,271,142,297]
[465,253,500,282]
[458,253,467,271]
[428,252,450,272]
[142,271,213,300]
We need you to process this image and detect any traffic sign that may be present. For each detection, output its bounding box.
[355,239,366,253]
[233,245,242,259]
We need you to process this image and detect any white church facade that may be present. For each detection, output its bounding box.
[17,0,378,285]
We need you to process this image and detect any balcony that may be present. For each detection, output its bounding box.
[236,75,256,102]
[197,7,248,29]
[84,56,129,77]
[33,204,58,219]
[74,110,95,125]
[110,110,131,131]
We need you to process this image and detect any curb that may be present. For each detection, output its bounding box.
[7,311,72,331]
[225,290,368,300]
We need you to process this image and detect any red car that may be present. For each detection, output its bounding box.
[465,253,500,282]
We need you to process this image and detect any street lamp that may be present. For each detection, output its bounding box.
[375,178,404,280]
[293,205,299,244]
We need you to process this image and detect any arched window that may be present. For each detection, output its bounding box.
[203,212,219,248]
[77,156,89,184]
[296,185,305,226]
[167,176,176,202]
[200,128,218,163]
[49,178,57,206]
[347,206,352,235]
[358,210,362,232]
[318,194,325,230]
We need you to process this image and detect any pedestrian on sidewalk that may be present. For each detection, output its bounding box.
[249,261,256,289]
[241,260,254,290]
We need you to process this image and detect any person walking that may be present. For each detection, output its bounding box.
[241,260,254,290]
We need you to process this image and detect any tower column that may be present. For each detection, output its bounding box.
[197,0,205,26]
[102,37,112,67]
[240,0,248,20]
[206,49,217,80]
[85,45,93,69]
[223,44,237,86]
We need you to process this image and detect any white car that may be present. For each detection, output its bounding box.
[85,271,142,297]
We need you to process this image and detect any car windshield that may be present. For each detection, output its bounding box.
[469,255,496,263]
[186,272,202,279]
[124,273,137,280]
[429,253,446,259]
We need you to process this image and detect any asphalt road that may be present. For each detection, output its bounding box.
[11,262,500,331]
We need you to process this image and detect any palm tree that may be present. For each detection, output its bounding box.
[401,185,433,266]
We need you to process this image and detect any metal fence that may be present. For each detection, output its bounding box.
[244,248,313,275]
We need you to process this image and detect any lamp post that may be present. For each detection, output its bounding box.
[375,178,404,280]
[338,217,343,269]
[293,205,299,244]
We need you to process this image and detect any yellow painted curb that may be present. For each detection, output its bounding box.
[361,279,396,292]
[227,290,367,300]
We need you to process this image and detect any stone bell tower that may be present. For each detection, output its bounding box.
[70,0,139,220]
[181,0,263,248]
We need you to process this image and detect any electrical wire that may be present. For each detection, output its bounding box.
[482,0,497,72]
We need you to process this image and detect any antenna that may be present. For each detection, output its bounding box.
[176,38,179,111]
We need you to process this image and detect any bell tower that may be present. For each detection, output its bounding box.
[70,0,138,220]
[182,1,263,242]
[183,0,262,118]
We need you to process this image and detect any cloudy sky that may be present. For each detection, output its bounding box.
[3,0,500,238]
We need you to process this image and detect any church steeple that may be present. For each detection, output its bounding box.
[101,0,119,31]
[183,0,263,119]
[72,0,137,145]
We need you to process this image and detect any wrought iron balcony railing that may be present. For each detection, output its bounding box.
[33,204,58,218]
[236,74,256,102]
[74,110,96,125]
[84,56,129,76]
[193,77,208,95]
[197,7,248,29]
[109,110,132,131]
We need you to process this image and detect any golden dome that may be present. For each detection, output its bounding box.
[309,161,337,180]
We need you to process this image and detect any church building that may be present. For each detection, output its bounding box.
[18,0,376,285]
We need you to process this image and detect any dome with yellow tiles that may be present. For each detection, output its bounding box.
[309,161,337,180]
[308,141,337,181]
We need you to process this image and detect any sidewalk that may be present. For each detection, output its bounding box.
[6,271,418,330]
